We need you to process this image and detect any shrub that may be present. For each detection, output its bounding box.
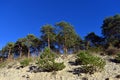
[20,58,32,67]
[105,48,119,55]
[37,47,65,72]
[80,65,97,74]
[76,52,106,73]
[0,62,7,68]
[88,47,103,53]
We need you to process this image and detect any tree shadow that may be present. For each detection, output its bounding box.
[68,66,95,76]
[68,61,88,76]
[68,60,82,66]
[28,65,58,73]
[109,59,120,63]
[68,61,78,66]
[68,67,94,76]
[68,67,82,76]
[27,65,43,73]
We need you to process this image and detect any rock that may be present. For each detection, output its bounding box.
[113,68,117,70]
[22,75,26,78]
[26,74,30,79]
[115,75,120,78]
[7,65,12,69]
[16,66,24,69]
[22,74,30,79]
[29,65,38,73]
[105,78,109,80]
[105,78,115,80]
[100,53,105,56]
[82,77,88,80]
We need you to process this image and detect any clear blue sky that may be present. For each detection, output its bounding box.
[0,0,120,49]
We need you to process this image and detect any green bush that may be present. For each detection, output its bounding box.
[37,47,65,72]
[106,48,119,55]
[0,62,7,68]
[80,65,97,74]
[20,58,32,67]
[88,47,103,53]
[76,52,106,73]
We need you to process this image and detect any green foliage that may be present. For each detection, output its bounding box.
[26,34,39,48]
[6,42,15,49]
[101,14,120,47]
[0,62,7,68]
[5,42,15,54]
[88,47,103,53]
[40,25,56,48]
[106,48,119,55]
[56,21,79,53]
[15,35,40,58]
[20,58,33,67]
[37,47,65,72]
[85,32,103,47]
[80,65,97,74]
[76,52,106,73]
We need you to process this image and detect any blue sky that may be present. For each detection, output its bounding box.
[0,0,120,49]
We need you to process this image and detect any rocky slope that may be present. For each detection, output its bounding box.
[0,54,120,80]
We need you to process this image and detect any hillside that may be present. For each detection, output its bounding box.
[0,54,120,80]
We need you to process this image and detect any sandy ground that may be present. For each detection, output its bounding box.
[0,54,120,80]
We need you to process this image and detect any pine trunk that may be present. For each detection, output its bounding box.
[64,46,68,54]
[48,37,50,49]
[64,35,67,53]
[8,49,11,60]
[20,51,22,58]
[28,48,30,58]
[86,41,90,50]
[19,47,22,58]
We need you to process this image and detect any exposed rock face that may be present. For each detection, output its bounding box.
[0,54,120,80]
